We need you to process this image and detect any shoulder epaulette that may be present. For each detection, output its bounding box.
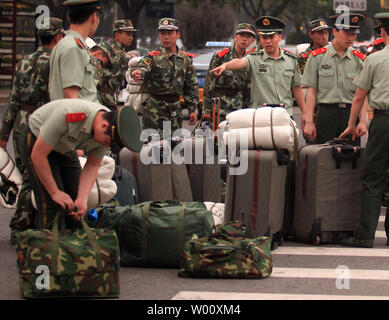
[245,48,255,55]
[183,51,195,58]
[147,50,161,57]
[282,49,299,59]
[217,48,230,58]
[74,38,85,50]
[312,47,327,56]
[372,38,384,47]
[66,113,86,123]
[352,49,366,61]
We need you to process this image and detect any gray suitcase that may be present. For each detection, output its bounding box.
[224,149,289,249]
[182,137,221,202]
[293,142,365,244]
[119,143,193,203]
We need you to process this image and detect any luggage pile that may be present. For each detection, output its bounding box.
[222,106,299,249]
[0,147,22,209]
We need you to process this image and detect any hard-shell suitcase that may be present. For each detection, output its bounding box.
[224,149,289,249]
[293,141,365,244]
[119,142,193,202]
[182,136,221,202]
[112,166,139,206]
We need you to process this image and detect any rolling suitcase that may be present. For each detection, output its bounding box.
[119,142,193,202]
[182,136,221,202]
[224,149,289,249]
[293,140,365,244]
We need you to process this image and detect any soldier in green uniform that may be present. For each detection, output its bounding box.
[0,18,64,243]
[19,99,142,229]
[340,13,389,248]
[302,13,367,145]
[298,18,330,74]
[49,0,101,102]
[202,23,256,122]
[131,18,199,137]
[211,16,307,118]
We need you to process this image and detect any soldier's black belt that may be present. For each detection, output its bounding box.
[214,88,239,97]
[373,109,389,115]
[151,94,180,103]
[319,103,351,109]
[20,104,37,114]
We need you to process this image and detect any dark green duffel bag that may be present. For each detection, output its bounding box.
[98,201,215,268]
[16,213,120,299]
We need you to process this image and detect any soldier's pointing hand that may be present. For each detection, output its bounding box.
[211,63,226,77]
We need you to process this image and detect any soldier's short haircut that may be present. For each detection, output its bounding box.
[39,35,55,46]
[68,6,100,25]
[101,111,115,136]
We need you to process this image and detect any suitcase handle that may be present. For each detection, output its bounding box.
[331,146,360,169]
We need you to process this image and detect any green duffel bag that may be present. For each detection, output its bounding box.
[178,221,273,279]
[15,213,120,299]
[119,201,214,268]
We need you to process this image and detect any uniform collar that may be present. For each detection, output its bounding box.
[79,107,109,135]
[262,48,285,61]
[328,42,353,59]
[160,46,183,59]
[112,39,125,50]
[232,45,246,58]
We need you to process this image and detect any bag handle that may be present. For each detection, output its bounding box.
[51,211,103,274]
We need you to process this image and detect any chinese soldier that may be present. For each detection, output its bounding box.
[203,23,256,122]
[131,18,199,137]
[0,18,64,244]
[49,0,101,102]
[19,99,142,229]
[211,16,306,118]
[302,13,367,145]
[340,12,389,248]
[298,18,330,74]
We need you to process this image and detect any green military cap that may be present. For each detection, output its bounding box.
[113,19,138,32]
[375,12,389,28]
[235,23,256,36]
[62,0,101,11]
[157,18,179,31]
[308,18,330,32]
[374,23,382,37]
[110,106,143,154]
[256,16,286,35]
[37,17,64,36]
[96,41,113,65]
[329,13,365,32]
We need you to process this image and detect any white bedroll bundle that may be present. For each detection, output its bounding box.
[220,107,299,154]
[0,148,22,208]
[125,56,150,114]
[204,202,225,226]
[31,155,117,210]
[79,156,117,210]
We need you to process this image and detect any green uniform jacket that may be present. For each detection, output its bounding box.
[203,46,252,115]
[0,47,51,141]
[302,43,365,104]
[136,46,199,114]
[49,30,99,103]
[244,48,302,115]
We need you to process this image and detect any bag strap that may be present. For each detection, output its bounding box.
[233,240,244,276]
[177,204,186,264]
[141,202,151,264]
[51,212,60,274]
[81,218,103,273]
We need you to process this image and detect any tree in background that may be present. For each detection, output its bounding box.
[176,0,238,49]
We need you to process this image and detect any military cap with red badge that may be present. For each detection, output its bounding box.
[328,12,365,33]
[375,12,389,31]
[308,19,330,33]
[256,16,286,35]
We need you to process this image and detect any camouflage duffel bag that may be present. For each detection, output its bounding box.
[15,212,120,299]
[178,221,273,279]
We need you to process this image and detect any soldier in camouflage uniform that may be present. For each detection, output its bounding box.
[297,19,330,74]
[203,23,256,122]
[102,20,138,108]
[0,18,64,243]
[131,18,199,137]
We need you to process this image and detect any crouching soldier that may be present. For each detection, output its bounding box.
[19,99,142,229]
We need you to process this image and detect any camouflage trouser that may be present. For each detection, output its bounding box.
[142,95,182,138]
[9,110,36,231]
[19,126,82,230]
